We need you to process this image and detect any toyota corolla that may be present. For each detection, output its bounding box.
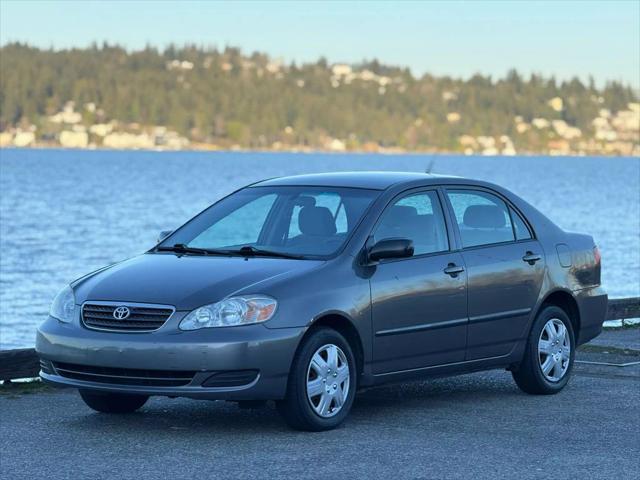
[37,172,607,430]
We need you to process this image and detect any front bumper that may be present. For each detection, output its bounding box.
[36,315,305,400]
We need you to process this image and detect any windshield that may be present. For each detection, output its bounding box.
[157,186,380,258]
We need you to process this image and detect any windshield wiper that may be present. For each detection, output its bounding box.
[157,244,305,259]
[156,244,225,256]
[229,245,306,260]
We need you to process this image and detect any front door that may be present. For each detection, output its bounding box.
[370,189,468,374]
[445,188,545,360]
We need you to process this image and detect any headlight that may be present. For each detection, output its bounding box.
[179,295,277,330]
[49,285,76,323]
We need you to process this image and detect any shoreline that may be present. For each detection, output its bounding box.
[2,145,638,159]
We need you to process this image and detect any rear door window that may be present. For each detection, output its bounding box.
[446,190,516,248]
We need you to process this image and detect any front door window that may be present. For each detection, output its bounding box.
[373,191,449,256]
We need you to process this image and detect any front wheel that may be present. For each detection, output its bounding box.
[277,328,356,431]
[512,305,575,395]
[79,390,149,413]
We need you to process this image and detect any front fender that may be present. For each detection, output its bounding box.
[261,258,373,369]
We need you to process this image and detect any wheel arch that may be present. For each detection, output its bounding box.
[304,312,365,378]
[537,289,581,342]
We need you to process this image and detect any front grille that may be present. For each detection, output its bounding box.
[52,362,195,387]
[82,303,173,332]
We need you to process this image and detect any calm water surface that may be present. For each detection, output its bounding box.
[1,149,638,348]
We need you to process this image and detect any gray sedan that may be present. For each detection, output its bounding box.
[37,172,607,430]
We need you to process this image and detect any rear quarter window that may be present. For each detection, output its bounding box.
[510,206,532,241]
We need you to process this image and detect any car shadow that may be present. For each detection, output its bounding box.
[62,371,525,435]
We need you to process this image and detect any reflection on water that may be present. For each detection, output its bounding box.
[1,149,638,348]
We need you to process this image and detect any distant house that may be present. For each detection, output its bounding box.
[59,130,89,148]
[548,97,564,112]
[48,102,82,124]
[331,64,352,77]
[532,118,550,129]
[552,120,581,140]
[13,130,35,147]
[446,112,461,123]
[166,60,194,71]
[89,123,114,137]
[0,131,14,146]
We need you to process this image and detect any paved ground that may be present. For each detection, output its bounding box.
[587,327,640,351]
[1,344,638,480]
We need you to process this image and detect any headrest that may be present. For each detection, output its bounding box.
[388,205,417,225]
[299,206,337,236]
[416,213,434,230]
[463,205,505,228]
[295,196,316,208]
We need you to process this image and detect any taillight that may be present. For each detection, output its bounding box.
[593,246,601,266]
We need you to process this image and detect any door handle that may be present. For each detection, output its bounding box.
[444,263,465,277]
[522,251,541,265]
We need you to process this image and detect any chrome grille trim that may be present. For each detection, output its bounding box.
[81,301,175,333]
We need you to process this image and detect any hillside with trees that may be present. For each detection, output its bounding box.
[0,43,638,155]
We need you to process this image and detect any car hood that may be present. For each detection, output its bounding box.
[73,253,323,310]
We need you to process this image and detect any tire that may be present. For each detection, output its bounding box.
[277,328,357,431]
[512,305,575,395]
[79,390,149,413]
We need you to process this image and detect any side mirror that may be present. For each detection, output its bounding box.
[368,238,414,262]
[157,230,173,243]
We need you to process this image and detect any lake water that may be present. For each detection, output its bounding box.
[1,149,638,349]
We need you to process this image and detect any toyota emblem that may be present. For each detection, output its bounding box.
[113,306,131,320]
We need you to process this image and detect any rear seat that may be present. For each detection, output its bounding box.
[460,205,513,246]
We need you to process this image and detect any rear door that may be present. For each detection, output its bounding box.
[370,189,468,374]
[444,188,545,360]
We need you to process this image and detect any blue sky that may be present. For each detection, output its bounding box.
[1,0,638,86]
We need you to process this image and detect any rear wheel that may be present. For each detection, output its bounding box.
[512,305,575,395]
[79,390,149,413]
[277,328,356,431]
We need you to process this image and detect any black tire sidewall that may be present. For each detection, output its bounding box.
[79,390,148,413]
[527,306,576,392]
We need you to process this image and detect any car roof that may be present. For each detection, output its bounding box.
[253,171,465,190]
